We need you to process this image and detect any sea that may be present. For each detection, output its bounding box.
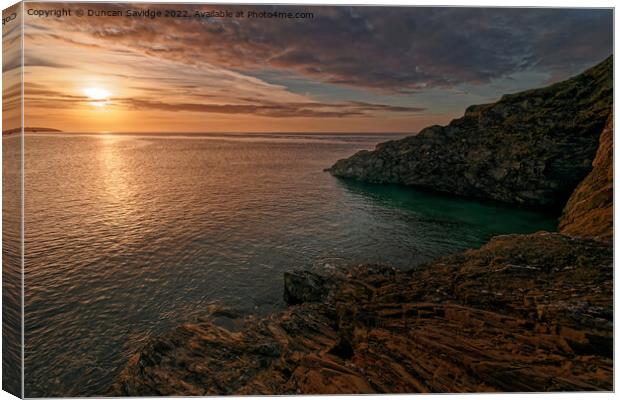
[3,132,557,396]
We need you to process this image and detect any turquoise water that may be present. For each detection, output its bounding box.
[341,180,557,242]
[21,132,557,396]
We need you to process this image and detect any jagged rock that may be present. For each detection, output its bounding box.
[110,233,612,395]
[283,271,334,305]
[559,113,613,244]
[328,57,612,208]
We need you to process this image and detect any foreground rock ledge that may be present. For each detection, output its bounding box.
[110,232,612,395]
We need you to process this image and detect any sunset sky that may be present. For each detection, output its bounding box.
[3,3,613,133]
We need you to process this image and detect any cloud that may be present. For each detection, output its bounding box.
[119,98,424,117]
[24,4,613,92]
[23,82,424,117]
[24,55,68,69]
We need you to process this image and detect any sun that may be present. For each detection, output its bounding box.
[83,87,111,107]
[84,87,110,100]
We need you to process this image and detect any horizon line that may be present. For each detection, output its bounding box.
[16,130,416,135]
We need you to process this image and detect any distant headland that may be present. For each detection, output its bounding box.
[2,127,63,135]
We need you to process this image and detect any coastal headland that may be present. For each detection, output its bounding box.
[2,127,62,135]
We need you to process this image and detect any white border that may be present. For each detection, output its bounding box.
[0,1,616,400]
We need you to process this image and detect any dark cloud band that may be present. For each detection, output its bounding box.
[25,4,613,92]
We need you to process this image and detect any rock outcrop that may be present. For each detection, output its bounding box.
[110,233,613,395]
[328,57,612,208]
[283,271,337,305]
[559,114,613,244]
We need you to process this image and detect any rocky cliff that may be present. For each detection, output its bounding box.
[328,56,612,208]
[559,114,613,244]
